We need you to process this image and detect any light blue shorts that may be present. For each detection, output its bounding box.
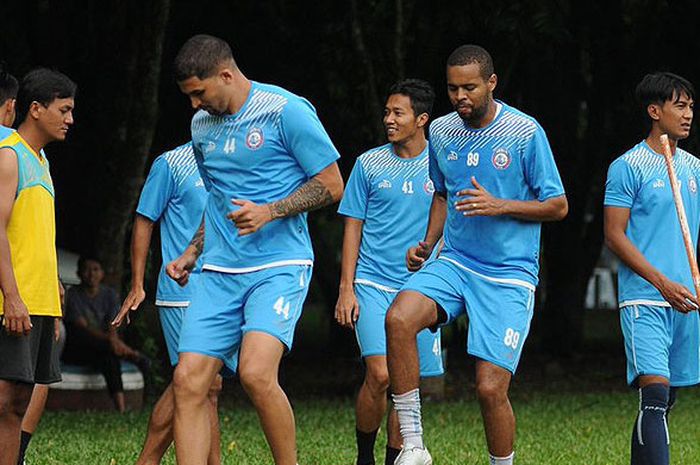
[400,257,535,374]
[354,283,443,377]
[158,306,186,366]
[178,266,312,374]
[620,303,700,387]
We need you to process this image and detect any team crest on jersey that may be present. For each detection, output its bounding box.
[424,180,435,194]
[690,177,697,194]
[492,148,511,170]
[246,127,264,150]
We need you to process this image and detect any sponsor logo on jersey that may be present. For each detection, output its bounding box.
[205,141,216,154]
[653,178,665,189]
[492,148,511,170]
[424,180,435,194]
[447,151,459,161]
[690,177,697,194]
[378,179,392,189]
[246,127,264,150]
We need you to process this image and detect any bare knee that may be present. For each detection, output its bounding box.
[238,361,276,399]
[385,292,435,337]
[364,362,390,394]
[0,383,31,419]
[475,376,509,407]
[173,363,207,406]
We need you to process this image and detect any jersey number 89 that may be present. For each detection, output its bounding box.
[503,328,520,350]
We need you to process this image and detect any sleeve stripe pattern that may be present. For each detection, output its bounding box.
[164,144,198,187]
[361,146,428,181]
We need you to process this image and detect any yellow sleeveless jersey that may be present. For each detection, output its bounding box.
[0,131,61,317]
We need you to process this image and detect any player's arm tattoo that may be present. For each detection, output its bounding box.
[269,177,334,220]
[189,218,205,256]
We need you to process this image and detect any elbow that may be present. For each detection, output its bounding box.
[551,196,568,221]
[329,176,344,204]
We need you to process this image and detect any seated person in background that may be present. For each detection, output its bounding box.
[63,256,148,412]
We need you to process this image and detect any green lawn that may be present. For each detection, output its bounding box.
[26,387,700,465]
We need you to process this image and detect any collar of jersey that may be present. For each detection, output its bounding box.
[460,100,504,132]
[388,142,429,163]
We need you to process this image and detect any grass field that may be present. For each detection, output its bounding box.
[25,386,700,465]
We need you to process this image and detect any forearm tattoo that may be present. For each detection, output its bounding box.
[190,220,205,256]
[269,178,334,220]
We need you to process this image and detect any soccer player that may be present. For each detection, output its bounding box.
[167,35,344,465]
[112,141,223,465]
[0,68,76,465]
[604,72,698,465]
[385,45,567,465]
[335,79,443,465]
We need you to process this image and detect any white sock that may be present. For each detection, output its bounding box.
[489,451,514,465]
[392,388,424,449]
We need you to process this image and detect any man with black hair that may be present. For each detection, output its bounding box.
[0,64,18,132]
[336,79,444,465]
[0,68,75,465]
[385,45,567,465]
[63,256,147,412]
[605,72,698,465]
[168,34,344,465]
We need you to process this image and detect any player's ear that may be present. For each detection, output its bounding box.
[416,112,429,128]
[28,101,43,120]
[647,103,661,121]
[219,68,234,83]
[487,73,497,93]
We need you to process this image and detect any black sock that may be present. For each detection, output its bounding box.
[385,446,401,465]
[631,383,669,465]
[17,430,32,465]
[356,428,378,465]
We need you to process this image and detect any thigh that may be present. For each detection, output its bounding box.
[464,274,535,374]
[669,310,700,387]
[354,284,393,358]
[241,265,313,351]
[400,258,466,324]
[178,271,244,373]
[159,307,186,366]
[620,305,673,386]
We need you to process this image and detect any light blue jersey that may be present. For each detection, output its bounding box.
[0,126,13,141]
[136,142,207,306]
[338,143,432,289]
[605,141,700,307]
[191,81,340,273]
[429,101,564,286]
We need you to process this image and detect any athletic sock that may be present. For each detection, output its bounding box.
[392,389,424,450]
[631,383,669,465]
[17,430,32,465]
[489,451,514,465]
[385,446,401,465]
[356,428,378,465]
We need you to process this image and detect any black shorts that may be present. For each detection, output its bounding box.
[0,315,61,384]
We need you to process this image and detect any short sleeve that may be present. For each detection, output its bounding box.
[338,158,369,220]
[605,158,637,208]
[428,142,446,194]
[522,125,565,201]
[280,97,341,177]
[136,156,174,222]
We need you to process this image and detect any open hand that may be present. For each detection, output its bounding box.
[658,278,699,313]
[2,295,32,336]
[335,288,360,329]
[112,287,146,327]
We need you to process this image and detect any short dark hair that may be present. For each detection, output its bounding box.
[446,45,494,80]
[387,79,435,118]
[174,34,236,81]
[635,72,695,111]
[16,68,76,123]
[0,62,18,104]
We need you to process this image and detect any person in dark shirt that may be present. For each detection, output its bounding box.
[63,256,148,412]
